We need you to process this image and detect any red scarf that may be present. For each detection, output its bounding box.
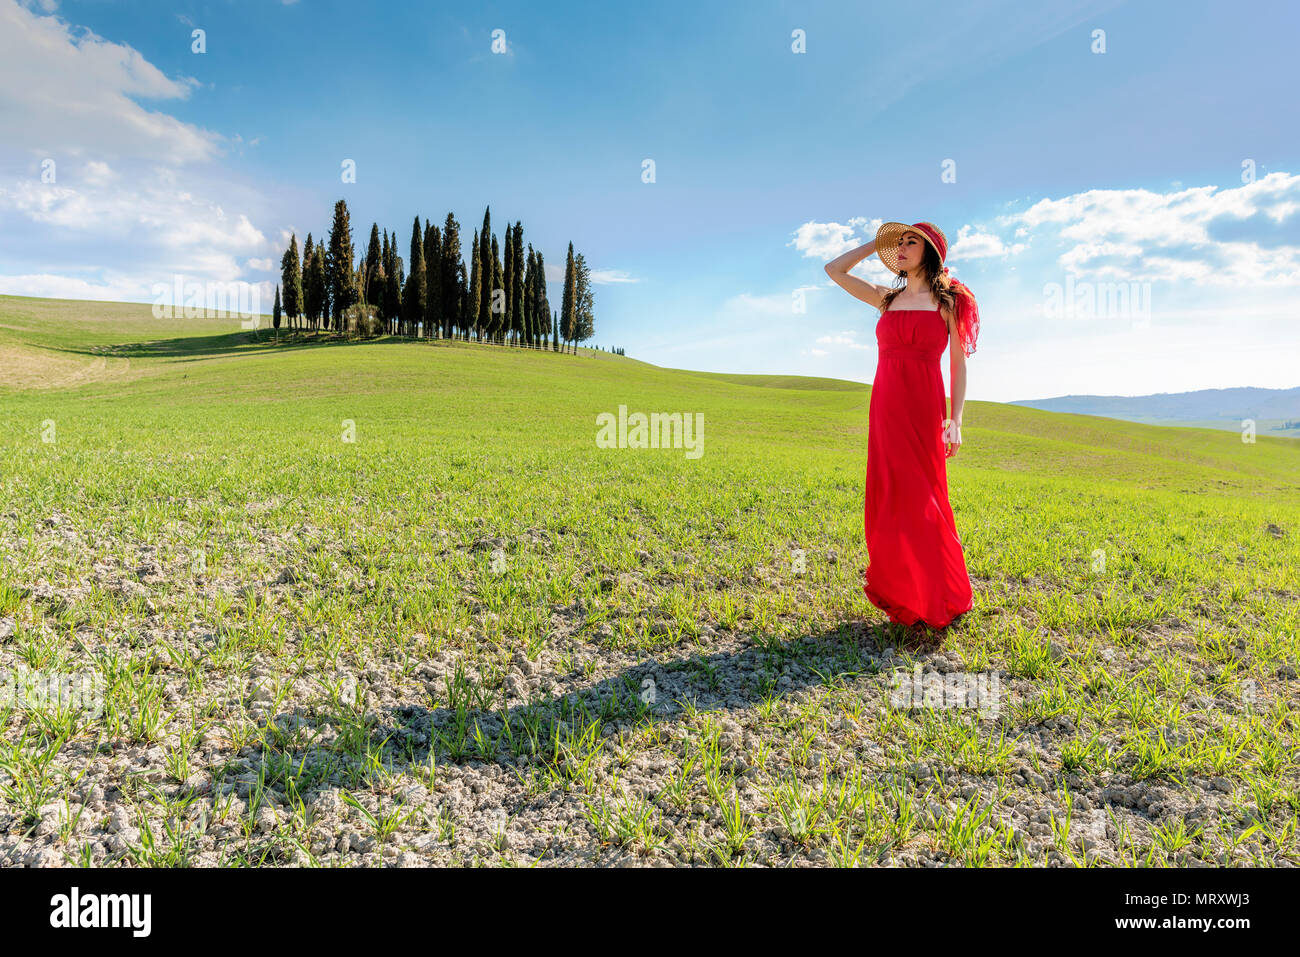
[940,266,980,358]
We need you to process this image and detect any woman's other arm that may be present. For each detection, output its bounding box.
[943,304,967,457]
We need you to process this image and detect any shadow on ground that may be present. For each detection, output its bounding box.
[243,615,964,800]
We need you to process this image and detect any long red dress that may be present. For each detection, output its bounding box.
[863,307,973,628]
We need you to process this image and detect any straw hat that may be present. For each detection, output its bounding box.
[874,221,948,275]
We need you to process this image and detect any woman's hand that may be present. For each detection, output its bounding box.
[942,418,962,457]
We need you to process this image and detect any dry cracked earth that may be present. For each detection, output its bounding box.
[0,508,1292,868]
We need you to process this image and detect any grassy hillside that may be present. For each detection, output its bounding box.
[0,294,1296,868]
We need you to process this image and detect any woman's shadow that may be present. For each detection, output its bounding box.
[251,615,964,791]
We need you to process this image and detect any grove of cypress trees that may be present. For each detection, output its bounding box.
[279,203,589,350]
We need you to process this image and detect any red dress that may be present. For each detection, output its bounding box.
[863,307,973,628]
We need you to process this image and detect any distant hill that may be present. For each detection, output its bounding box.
[1009,387,1300,438]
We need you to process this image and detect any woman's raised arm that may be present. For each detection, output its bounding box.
[824,238,892,309]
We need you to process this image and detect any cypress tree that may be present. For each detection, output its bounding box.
[440,213,462,339]
[490,234,503,345]
[366,223,383,308]
[535,249,551,349]
[303,234,317,329]
[273,285,281,331]
[300,234,313,328]
[523,246,536,349]
[511,223,526,347]
[468,228,481,343]
[327,199,357,330]
[560,241,576,354]
[479,207,492,341]
[403,216,426,336]
[431,221,447,340]
[457,260,469,335]
[505,224,517,345]
[385,235,402,334]
[377,230,389,318]
[311,237,329,330]
[552,309,559,352]
[574,252,594,348]
[503,222,515,345]
[281,233,302,332]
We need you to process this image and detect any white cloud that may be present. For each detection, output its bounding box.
[788,218,880,261]
[719,289,807,318]
[589,269,639,284]
[815,330,871,351]
[1004,172,1300,285]
[0,178,269,283]
[792,216,1006,283]
[948,224,1024,260]
[0,271,145,301]
[0,0,219,165]
[0,0,277,304]
[81,160,114,186]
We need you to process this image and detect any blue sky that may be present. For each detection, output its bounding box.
[1,0,1297,401]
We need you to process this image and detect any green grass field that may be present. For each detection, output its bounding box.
[1,293,1297,867]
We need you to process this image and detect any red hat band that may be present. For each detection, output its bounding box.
[910,222,947,263]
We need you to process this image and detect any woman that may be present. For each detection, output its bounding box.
[824,221,979,629]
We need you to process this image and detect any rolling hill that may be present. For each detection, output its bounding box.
[1010,387,1300,438]
[0,294,1296,869]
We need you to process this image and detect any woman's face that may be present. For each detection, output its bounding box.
[895,231,926,271]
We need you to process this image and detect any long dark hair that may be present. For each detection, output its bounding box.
[879,236,958,315]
